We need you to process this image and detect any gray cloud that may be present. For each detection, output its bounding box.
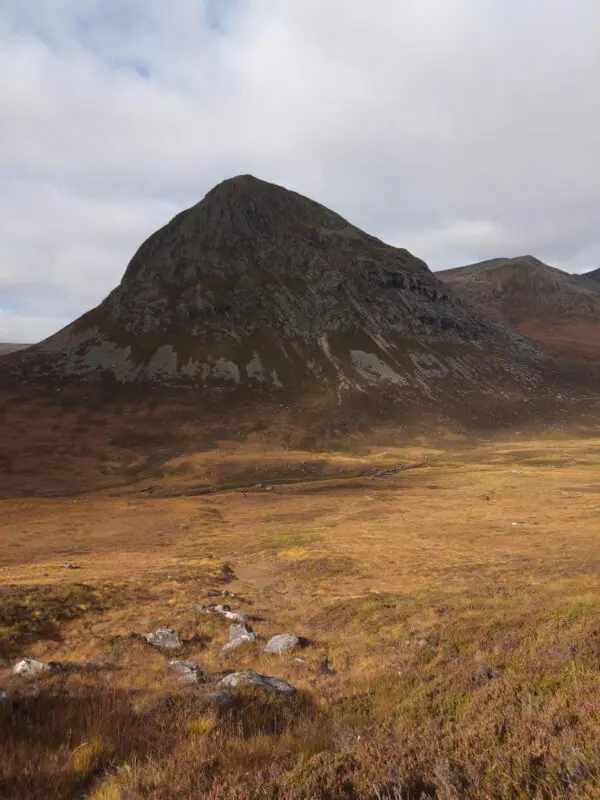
[1,0,599,341]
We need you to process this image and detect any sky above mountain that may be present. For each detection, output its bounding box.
[1,0,599,342]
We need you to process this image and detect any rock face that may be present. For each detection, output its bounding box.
[9,175,542,403]
[438,256,600,361]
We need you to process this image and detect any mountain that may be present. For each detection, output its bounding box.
[438,256,600,361]
[5,176,544,410]
[580,267,600,283]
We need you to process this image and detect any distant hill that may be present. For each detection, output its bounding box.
[3,175,543,414]
[0,343,27,355]
[438,256,600,361]
[580,267,600,283]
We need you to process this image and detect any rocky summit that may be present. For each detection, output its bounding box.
[9,175,542,402]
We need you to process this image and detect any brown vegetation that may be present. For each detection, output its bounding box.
[3,425,600,797]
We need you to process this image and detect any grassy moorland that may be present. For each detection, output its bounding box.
[3,432,600,798]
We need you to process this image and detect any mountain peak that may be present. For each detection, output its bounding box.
[7,177,541,407]
[179,173,354,244]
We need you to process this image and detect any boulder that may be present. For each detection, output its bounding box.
[219,671,297,696]
[168,660,208,685]
[263,633,305,654]
[13,658,60,678]
[142,627,182,650]
[222,623,258,652]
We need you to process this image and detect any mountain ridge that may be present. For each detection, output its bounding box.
[438,255,600,361]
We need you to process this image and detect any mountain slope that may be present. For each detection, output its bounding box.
[6,176,542,408]
[438,256,600,361]
[580,267,600,283]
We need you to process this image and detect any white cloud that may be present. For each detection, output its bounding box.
[1,0,600,341]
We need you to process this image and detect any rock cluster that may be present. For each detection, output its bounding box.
[4,589,318,713]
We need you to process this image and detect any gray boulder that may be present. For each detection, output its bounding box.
[13,658,60,678]
[219,671,297,696]
[168,660,208,685]
[143,627,182,650]
[263,633,305,654]
[222,623,258,652]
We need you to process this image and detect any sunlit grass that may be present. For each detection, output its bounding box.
[4,432,600,796]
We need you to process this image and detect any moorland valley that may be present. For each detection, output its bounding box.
[3,177,600,799]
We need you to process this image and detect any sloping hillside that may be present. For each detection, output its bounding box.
[438,256,600,360]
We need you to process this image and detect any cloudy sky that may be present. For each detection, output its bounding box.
[1,1,600,342]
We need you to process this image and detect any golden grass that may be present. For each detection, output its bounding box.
[4,432,600,796]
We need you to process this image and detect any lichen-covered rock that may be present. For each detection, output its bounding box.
[142,627,182,650]
[263,633,305,654]
[219,671,297,696]
[222,623,258,652]
[13,658,60,678]
[168,660,208,685]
